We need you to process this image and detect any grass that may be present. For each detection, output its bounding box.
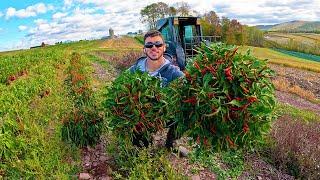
[105,135,186,179]
[272,48,320,63]
[238,46,320,73]
[275,103,319,122]
[189,148,245,179]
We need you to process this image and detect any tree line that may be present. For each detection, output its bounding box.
[140,2,265,47]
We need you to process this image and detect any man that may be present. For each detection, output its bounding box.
[129,30,183,86]
[129,30,183,148]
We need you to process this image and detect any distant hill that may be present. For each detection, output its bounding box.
[255,21,320,33]
[255,24,278,31]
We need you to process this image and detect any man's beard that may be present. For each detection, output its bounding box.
[146,51,163,61]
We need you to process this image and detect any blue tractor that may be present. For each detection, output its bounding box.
[156,16,219,70]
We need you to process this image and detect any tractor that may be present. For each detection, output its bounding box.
[156,16,220,70]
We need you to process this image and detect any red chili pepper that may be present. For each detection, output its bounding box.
[135,121,144,132]
[224,66,233,81]
[230,107,242,111]
[247,97,257,103]
[243,123,249,133]
[216,59,224,65]
[242,103,249,110]
[8,75,16,81]
[240,84,249,94]
[201,68,207,76]
[184,71,192,80]
[225,51,230,59]
[182,96,197,105]
[204,137,209,146]
[147,122,155,128]
[196,135,200,144]
[230,47,239,57]
[210,126,216,134]
[132,95,138,102]
[245,78,252,84]
[155,95,161,101]
[193,61,201,70]
[140,112,146,120]
[226,94,232,101]
[226,136,235,147]
[208,92,215,99]
[207,64,215,75]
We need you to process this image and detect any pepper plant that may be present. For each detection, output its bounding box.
[169,43,276,150]
[104,70,169,145]
[61,52,103,147]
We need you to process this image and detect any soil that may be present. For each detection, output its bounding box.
[92,62,117,82]
[269,64,320,114]
[269,64,320,99]
[79,138,113,180]
[239,154,294,180]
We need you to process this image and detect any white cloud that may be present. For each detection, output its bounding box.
[6,7,16,19]
[25,5,145,47]
[34,19,48,25]
[64,0,73,7]
[210,0,320,25]
[13,0,320,50]
[52,12,68,19]
[63,0,75,10]
[5,3,54,19]
[47,4,55,11]
[18,25,28,31]
[0,12,3,18]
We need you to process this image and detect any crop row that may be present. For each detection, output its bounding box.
[0,48,66,84]
[0,47,76,178]
[61,52,103,147]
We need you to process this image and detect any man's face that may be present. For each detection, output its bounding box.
[144,36,166,61]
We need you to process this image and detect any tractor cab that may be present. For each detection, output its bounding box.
[157,16,219,70]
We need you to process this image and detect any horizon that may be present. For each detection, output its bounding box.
[0,0,319,52]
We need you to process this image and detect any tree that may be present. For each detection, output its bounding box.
[230,19,244,45]
[243,26,265,47]
[168,6,177,16]
[221,17,247,45]
[201,11,221,36]
[140,2,170,30]
[157,2,170,18]
[221,17,232,43]
[175,2,191,16]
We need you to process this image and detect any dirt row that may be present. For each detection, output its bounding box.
[269,64,320,115]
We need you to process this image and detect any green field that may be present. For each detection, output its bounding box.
[264,32,320,56]
[265,32,320,45]
[239,45,320,72]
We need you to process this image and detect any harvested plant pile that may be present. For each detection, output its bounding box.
[169,43,276,150]
[104,71,169,144]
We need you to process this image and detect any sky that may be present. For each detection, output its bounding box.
[0,0,319,52]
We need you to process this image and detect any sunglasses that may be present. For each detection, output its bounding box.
[144,41,164,48]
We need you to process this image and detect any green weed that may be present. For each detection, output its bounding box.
[189,148,244,179]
